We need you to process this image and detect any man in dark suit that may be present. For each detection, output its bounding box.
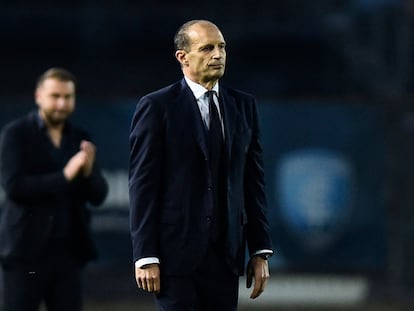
[129,20,273,310]
[0,67,108,311]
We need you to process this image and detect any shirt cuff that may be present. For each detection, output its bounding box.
[135,257,160,268]
[251,249,274,258]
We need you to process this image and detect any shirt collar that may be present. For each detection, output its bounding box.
[184,76,219,100]
[36,111,47,130]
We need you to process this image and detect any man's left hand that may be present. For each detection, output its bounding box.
[246,255,270,299]
[80,140,96,177]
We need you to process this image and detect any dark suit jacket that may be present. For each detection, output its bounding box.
[129,79,273,276]
[0,111,108,266]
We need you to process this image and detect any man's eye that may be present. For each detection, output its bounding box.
[201,46,213,52]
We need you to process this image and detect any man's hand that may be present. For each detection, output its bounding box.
[135,264,161,294]
[80,140,96,177]
[63,140,96,181]
[246,255,270,299]
[63,151,88,181]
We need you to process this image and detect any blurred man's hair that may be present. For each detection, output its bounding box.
[36,67,77,89]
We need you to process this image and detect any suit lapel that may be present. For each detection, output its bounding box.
[177,80,238,161]
[177,80,209,158]
[220,88,237,161]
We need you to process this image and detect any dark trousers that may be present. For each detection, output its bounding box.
[1,253,82,311]
[154,243,239,311]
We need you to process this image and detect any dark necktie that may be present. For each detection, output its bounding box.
[206,90,224,242]
[206,90,222,143]
[207,90,223,165]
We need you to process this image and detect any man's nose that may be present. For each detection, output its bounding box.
[212,48,223,58]
[56,98,67,108]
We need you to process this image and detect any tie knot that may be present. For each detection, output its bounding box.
[206,90,216,102]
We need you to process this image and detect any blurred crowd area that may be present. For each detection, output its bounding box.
[0,0,414,100]
[3,0,414,309]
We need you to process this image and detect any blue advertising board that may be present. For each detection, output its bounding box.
[260,102,387,272]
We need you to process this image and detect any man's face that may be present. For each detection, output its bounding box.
[180,23,226,87]
[35,78,75,126]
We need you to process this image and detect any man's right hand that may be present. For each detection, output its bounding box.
[63,150,88,181]
[135,264,161,294]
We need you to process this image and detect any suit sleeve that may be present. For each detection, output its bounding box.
[243,97,273,255]
[75,131,108,207]
[80,162,108,206]
[0,124,69,204]
[129,96,164,263]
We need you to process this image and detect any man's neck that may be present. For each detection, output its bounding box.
[47,127,63,148]
[183,74,218,90]
[39,113,65,147]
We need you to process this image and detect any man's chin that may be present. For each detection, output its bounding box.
[45,115,70,127]
[209,71,225,80]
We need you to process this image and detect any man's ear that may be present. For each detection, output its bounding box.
[34,89,41,107]
[175,50,188,66]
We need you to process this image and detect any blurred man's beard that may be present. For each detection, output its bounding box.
[44,111,71,127]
